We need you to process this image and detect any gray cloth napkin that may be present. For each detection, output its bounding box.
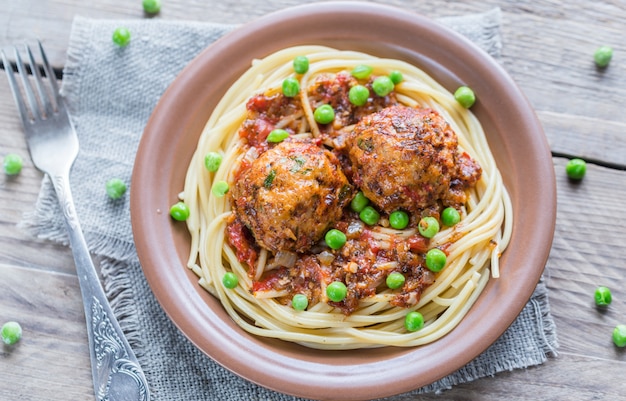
[21,8,558,400]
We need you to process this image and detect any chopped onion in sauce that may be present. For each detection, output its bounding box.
[267,250,297,269]
[317,250,335,266]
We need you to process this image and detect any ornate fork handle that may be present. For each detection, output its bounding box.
[51,170,150,401]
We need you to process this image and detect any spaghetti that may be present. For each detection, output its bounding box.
[180,46,512,349]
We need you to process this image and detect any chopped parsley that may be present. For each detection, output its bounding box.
[290,156,307,173]
[357,138,374,152]
[264,169,277,188]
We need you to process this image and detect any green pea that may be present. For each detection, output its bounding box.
[293,56,309,74]
[389,70,403,84]
[594,46,613,68]
[372,76,394,97]
[350,191,370,213]
[348,85,370,106]
[222,272,239,289]
[282,77,300,97]
[441,207,461,227]
[325,229,347,250]
[314,104,335,124]
[389,210,409,230]
[404,311,424,332]
[3,153,23,175]
[425,248,447,272]
[594,286,612,307]
[292,294,309,311]
[566,158,586,180]
[386,272,405,289]
[351,64,373,79]
[142,0,161,14]
[169,201,190,221]
[204,152,223,172]
[1,321,22,345]
[267,129,290,143]
[612,324,626,347]
[326,281,348,302]
[359,205,380,225]
[418,216,440,238]
[112,27,131,47]
[212,180,230,197]
[105,178,127,200]
[454,85,476,108]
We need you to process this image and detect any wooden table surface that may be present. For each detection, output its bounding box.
[1,1,625,400]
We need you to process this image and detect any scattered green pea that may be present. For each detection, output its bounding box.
[594,286,612,307]
[359,205,380,225]
[142,0,161,14]
[404,311,424,332]
[372,76,394,97]
[169,201,190,221]
[204,152,223,172]
[454,85,476,108]
[566,158,586,180]
[389,70,403,84]
[351,64,373,79]
[326,281,348,302]
[441,207,461,227]
[314,104,335,124]
[293,56,309,74]
[1,321,22,345]
[3,153,23,175]
[212,180,230,197]
[267,129,290,143]
[350,191,370,213]
[112,27,131,47]
[594,46,613,68]
[418,216,440,238]
[425,248,447,272]
[282,77,300,97]
[612,324,626,347]
[386,272,406,289]
[348,85,370,106]
[222,272,239,289]
[325,229,347,250]
[292,294,309,311]
[105,178,127,200]
[389,210,409,230]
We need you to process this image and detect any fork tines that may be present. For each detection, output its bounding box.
[1,41,60,125]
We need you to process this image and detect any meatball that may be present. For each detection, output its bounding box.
[345,105,481,214]
[230,140,352,253]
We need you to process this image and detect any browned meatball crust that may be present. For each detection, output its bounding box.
[345,105,481,214]
[230,140,352,253]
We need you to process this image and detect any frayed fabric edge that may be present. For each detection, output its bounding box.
[99,257,145,359]
[530,277,560,357]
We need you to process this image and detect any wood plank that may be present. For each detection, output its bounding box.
[499,11,626,167]
[395,354,626,401]
[539,110,626,168]
[0,263,93,401]
[546,158,626,359]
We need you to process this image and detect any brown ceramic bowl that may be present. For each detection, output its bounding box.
[131,2,556,400]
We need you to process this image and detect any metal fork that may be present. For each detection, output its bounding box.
[2,42,150,401]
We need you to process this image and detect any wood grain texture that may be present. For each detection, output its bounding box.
[1,1,626,400]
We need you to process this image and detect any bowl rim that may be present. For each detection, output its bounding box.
[131,2,556,400]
